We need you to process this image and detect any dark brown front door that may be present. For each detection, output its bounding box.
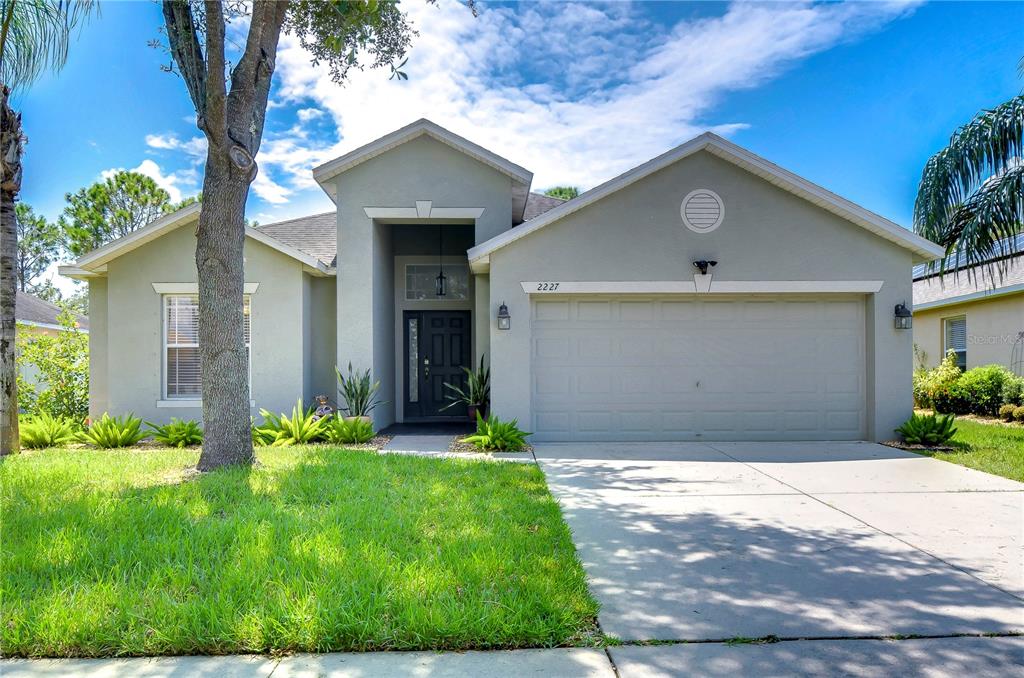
[404,311,471,419]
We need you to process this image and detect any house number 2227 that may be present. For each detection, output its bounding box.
[536,282,560,291]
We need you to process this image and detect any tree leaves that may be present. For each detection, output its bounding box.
[62,170,174,256]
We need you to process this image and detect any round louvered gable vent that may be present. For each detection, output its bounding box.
[681,189,724,233]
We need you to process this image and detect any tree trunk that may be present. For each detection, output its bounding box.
[0,87,22,455]
[195,152,254,471]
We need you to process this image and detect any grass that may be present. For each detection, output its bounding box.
[0,447,599,657]
[916,417,1024,482]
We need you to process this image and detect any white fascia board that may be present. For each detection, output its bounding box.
[469,132,945,265]
[244,227,329,274]
[913,283,1024,311]
[75,203,202,270]
[152,282,260,294]
[520,280,884,295]
[313,119,533,193]
[17,320,89,333]
[58,265,101,280]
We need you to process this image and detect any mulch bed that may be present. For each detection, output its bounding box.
[881,440,956,452]
[447,438,533,455]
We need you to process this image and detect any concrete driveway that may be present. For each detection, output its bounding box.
[535,441,1024,642]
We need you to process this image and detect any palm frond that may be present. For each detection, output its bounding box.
[914,95,1024,251]
[940,163,1024,274]
[0,0,97,93]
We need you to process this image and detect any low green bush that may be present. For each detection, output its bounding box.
[999,404,1018,422]
[19,412,77,449]
[325,415,375,445]
[77,413,146,448]
[916,350,963,411]
[895,412,957,446]
[1001,375,1024,407]
[147,418,203,448]
[1015,406,1024,423]
[461,412,531,452]
[954,365,1013,416]
[253,400,329,446]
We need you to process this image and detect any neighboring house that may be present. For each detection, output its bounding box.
[15,290,88,337]
[16,290,89,386]
[61,119,944,441]
[912,234,1024,373]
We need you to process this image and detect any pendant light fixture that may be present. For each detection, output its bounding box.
[435,225,447,297]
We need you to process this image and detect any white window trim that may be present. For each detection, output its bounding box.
[160,293,254,405]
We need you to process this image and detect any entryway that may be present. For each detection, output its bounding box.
[403,310,472,420]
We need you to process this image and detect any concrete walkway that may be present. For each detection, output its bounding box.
[535,441,1024,642]
[4,637,1021,677]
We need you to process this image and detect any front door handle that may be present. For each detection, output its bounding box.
[424,357,430,378]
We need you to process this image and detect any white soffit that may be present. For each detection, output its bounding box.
[519,280,884,295]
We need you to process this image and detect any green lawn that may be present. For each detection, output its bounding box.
[0,447,599,657]
[918,417,1024,482]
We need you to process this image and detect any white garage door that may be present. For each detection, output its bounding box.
[530,295,865,441]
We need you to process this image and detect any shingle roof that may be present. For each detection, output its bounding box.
[255,212,337,267]
[16,290,88,330]
[522,192,567,221]
[913,233,1024,281]
[913,253,1024,307]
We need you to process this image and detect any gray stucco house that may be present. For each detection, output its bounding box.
[61,119,944,441]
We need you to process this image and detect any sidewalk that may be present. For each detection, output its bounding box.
[3,636,1021,677]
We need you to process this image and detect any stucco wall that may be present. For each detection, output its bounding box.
[94,225,322,424]
[87,277,109,418]
[487,150,915,441]
[913,293,1024,370]
[334,135,515,428]
[308,276,338,406]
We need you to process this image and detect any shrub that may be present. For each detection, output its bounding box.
[147,418,203,448]
[916,349,963,411]
[325,415,375,445]
[19,412,77,449]
[895,412,957,446]
[1015,406,1024,423]
[443,354,491,414]
[335,363,386,418]
[953,365,1013,416]
[1001,375,1024,407]
[77,413,146,448]
[461,412,531,452]
[15,308,89,420]
[253,400,329,446]
[999,404,1018,422]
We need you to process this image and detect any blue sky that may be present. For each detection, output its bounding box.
[15,0,1024,246]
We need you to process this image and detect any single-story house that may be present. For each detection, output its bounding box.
[912,234,1024,372]
[60,119,944,441]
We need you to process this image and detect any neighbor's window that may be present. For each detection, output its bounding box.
[943,315,967,371]
[164,295,251,398]
[405,264,469,300]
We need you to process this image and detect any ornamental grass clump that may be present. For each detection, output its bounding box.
[461,412,531,452]
[19,412,77,449]
[325,414,375,445]
[146,419,203,448]
[77,413,146,448]
[895,412,957,447]
[253,400,329,446]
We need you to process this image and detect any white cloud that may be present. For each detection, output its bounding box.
[102,159,190,203]
[296,108,323,122]
[251,168,291,204]
[145,133,207,159]
[257,0,919,197]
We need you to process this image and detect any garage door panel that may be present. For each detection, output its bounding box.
[531,295,865,441]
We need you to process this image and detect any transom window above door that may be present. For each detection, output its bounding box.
[405,264,469,300]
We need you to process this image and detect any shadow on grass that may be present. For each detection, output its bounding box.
[1,448,598,657]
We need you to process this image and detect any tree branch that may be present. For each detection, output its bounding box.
[162,1,209,130]
[202,0,227,145]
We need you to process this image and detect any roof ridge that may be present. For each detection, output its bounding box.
[256,211,336,229]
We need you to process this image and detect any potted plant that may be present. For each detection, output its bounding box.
[335,363,386,423]
[442,355,491,421]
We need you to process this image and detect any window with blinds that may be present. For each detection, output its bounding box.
[943,315,967,371]
[164,295,251,399]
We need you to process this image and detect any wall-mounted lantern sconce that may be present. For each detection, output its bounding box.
[692,260,718,275]
[894,302,912,330]
[497,302,511,330]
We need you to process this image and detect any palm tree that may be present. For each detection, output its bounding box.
[1,0,94,455]
[914,93,1024,272]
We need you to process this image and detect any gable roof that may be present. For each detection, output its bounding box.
[312,118,535,223]
[16,290,88,331]
[467,132,946,271]
[59,203,332,280]
[523,192,567,221]
[255,211,337,267]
